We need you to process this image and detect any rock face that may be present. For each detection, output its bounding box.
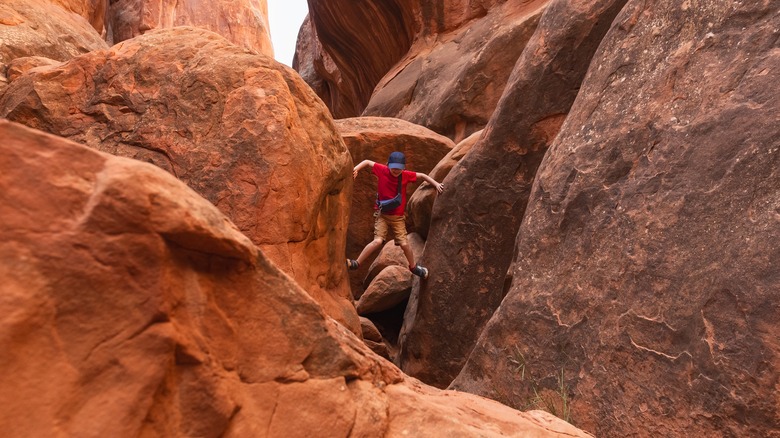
[0,119,591,438]
[0,28,357,333]
[406,129,482,239]
[106,0,273,56]
[338,117,453,296]
[398,0,630,388]
[303,0,416,118]
[363,0,549,141]
[0,0,107,93]
[50,0,108,33]
[452,1,780,437]
[301,0,551,141]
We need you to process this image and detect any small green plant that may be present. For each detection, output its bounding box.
[506,346,572,424]
[507,345,526,380]
[529,367,571,423]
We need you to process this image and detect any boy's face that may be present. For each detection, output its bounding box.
[389,168,403,177]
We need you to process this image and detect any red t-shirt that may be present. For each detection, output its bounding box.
[372,163,417,216]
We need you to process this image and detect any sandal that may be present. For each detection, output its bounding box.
[346,259,360,271]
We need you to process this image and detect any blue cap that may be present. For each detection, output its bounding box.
[388,151,406,170]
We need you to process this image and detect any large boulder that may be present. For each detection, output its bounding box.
[0,119,592,438]
[301,0,416,118]
[0,0,107,94]
[356,265,414,316]
[452,1,780,436]
[106,0,273,56]
[338,117,452,296]
[363,1,549,141]
[406,129,482,239]
[398,0,630,388]
[298,0,551,141]
[0,28,357,333]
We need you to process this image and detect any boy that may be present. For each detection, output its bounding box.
[347,151,444,279]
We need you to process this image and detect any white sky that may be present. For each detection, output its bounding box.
[267,0,310,66]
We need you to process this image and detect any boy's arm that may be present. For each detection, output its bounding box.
[416,172,444,193]
[353,160,376,179]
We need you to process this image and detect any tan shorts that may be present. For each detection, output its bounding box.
[373,211,408,246]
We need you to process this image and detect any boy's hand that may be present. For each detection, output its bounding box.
[434,182,444,193]
[353,167,360,179]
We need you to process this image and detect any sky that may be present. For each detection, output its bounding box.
[267,0,310,66]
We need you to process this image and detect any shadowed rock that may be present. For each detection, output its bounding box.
[357,265,414,316]
[298,0,551,141]
[363,1,549,141]
[407,129,482,239]
[0,27,357,333]
[0,119,592,438]
[398,0,631,388]
[50,0,108,33]
[452,1,780,436]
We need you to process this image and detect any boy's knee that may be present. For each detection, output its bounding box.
[372,238,385,246]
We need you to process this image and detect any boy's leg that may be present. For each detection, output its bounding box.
[356,238,384,266]
[347,211,387,270]
[388,215,429,279]
[398,242,415,268]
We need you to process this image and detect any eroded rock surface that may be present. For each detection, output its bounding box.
[398,0,630,388]
[300,0,551,141]
[364,0,549,141]
[51,0,108,33]
[0,0,107,94]
[0,28,356,333]
[106,0,273,55]
[0,119,592,438]
[407,129,482,239]
[452,1,780,436]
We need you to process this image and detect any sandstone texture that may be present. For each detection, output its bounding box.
[363,0,549,141]
[0,119,591,438]
[106,0,273,56]
[398,0,630,388]
[0,28,357,333]
[452,1,780,437]
[51,0,108,34]
[300,0,551,141]
[407,129,482,239]
[338,117,452,296]
[302,0,416,118]
[0,0,107,94]
[363,233,425,293]
[357,265,414,316]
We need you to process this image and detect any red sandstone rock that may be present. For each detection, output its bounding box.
[0,28,357,333]
[360,316,384,343]
[452,1,780,436]
[292,15,339,116]
[106,0,273,56]
[364,1,549,141]
[0,119,591,438]
[363,233,425,293]
[299,0,550,141]
[398,0,631,388]
[357,265,414,316]
[6,56,61,82]
[0,0,107,94]
[337,117,452,296]
[302,0,415,118]
[407,129,482,239]
[50,0,108,34]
